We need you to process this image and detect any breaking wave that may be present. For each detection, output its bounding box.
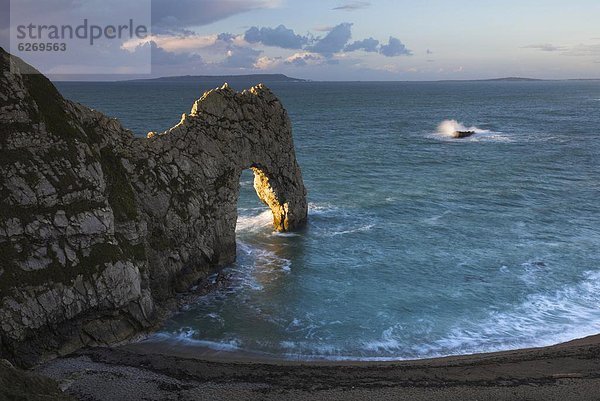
[437,119,490,137]
[236,209,273,232]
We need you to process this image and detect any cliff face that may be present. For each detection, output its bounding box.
[0,49,307,366]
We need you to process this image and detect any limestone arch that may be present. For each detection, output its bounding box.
[149,82,308,266]
[187,83,308,233]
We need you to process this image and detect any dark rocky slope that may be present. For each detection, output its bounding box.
[0,358,75,400]
[0,48,307,367]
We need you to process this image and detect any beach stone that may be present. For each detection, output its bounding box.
[0,47,307,366]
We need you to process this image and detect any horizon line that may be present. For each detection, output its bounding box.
[50,75,600,83]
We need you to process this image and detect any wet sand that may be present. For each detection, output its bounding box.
[35,334,600,400]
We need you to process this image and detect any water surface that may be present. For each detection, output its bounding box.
[57,80,600,360]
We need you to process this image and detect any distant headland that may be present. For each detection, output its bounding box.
[125,75,599,84]
[479,77,544,82]
[127,74,309,84]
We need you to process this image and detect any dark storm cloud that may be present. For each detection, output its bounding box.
[244,25,308,49]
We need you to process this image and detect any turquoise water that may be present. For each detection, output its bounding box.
[57,80,600,360]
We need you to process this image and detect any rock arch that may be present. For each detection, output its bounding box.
[144,83,307,241]
[0,48,308,364]
[136,83,308,284]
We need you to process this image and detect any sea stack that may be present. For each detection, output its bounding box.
[453,130,476,139]
[0,48,307,366]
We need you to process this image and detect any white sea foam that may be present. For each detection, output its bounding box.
[362,326,401,352]
[433,119,512,142]
[236,209,273,232]
[437,119,490,137]
[270,269,600,361]
[235,203,344,237]
[236,203,342,235]
[429,270,600,356]
[165,335,242,352]
[206,312,225,325]
[308,202,377,237]
[238,241,292,276]
[327,224,374,237]
[149,328,243,352]
[272,232,301,238]
[174,327,196,340]
[307,202,340,216]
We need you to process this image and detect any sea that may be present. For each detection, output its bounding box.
[55,79,600,361]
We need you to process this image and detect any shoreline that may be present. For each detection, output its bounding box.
[117,332,600,365]
[34,333,600,400]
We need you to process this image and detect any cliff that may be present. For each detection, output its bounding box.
[0,48,307,366]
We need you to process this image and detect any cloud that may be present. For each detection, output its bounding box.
[145,41,203,66]
[284,52,323,66]
[221,45,262,69]
[564,43,600,57]
[307,22,353,56]
[152,0,279,30]
[332,1,370,11]
[244,25,308,49]
[523,42,600,57]
[5,0,275,33]
[314,25,335,32]
[379,36,412,57]
[523,43,566,52]
[5,0,84,18]
[254,56,282,69]
[122,34,220,54]
[217,32,238,43]
[125,31,262,69]
[345,37,379,52]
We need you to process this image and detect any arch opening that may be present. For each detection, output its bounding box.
[234,166,289,233]
[235,169,273,234]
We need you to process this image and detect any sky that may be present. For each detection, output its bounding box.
[1,0,600,80]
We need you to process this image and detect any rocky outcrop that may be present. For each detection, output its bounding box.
[0,48,307,366]
[452,130,476,139]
